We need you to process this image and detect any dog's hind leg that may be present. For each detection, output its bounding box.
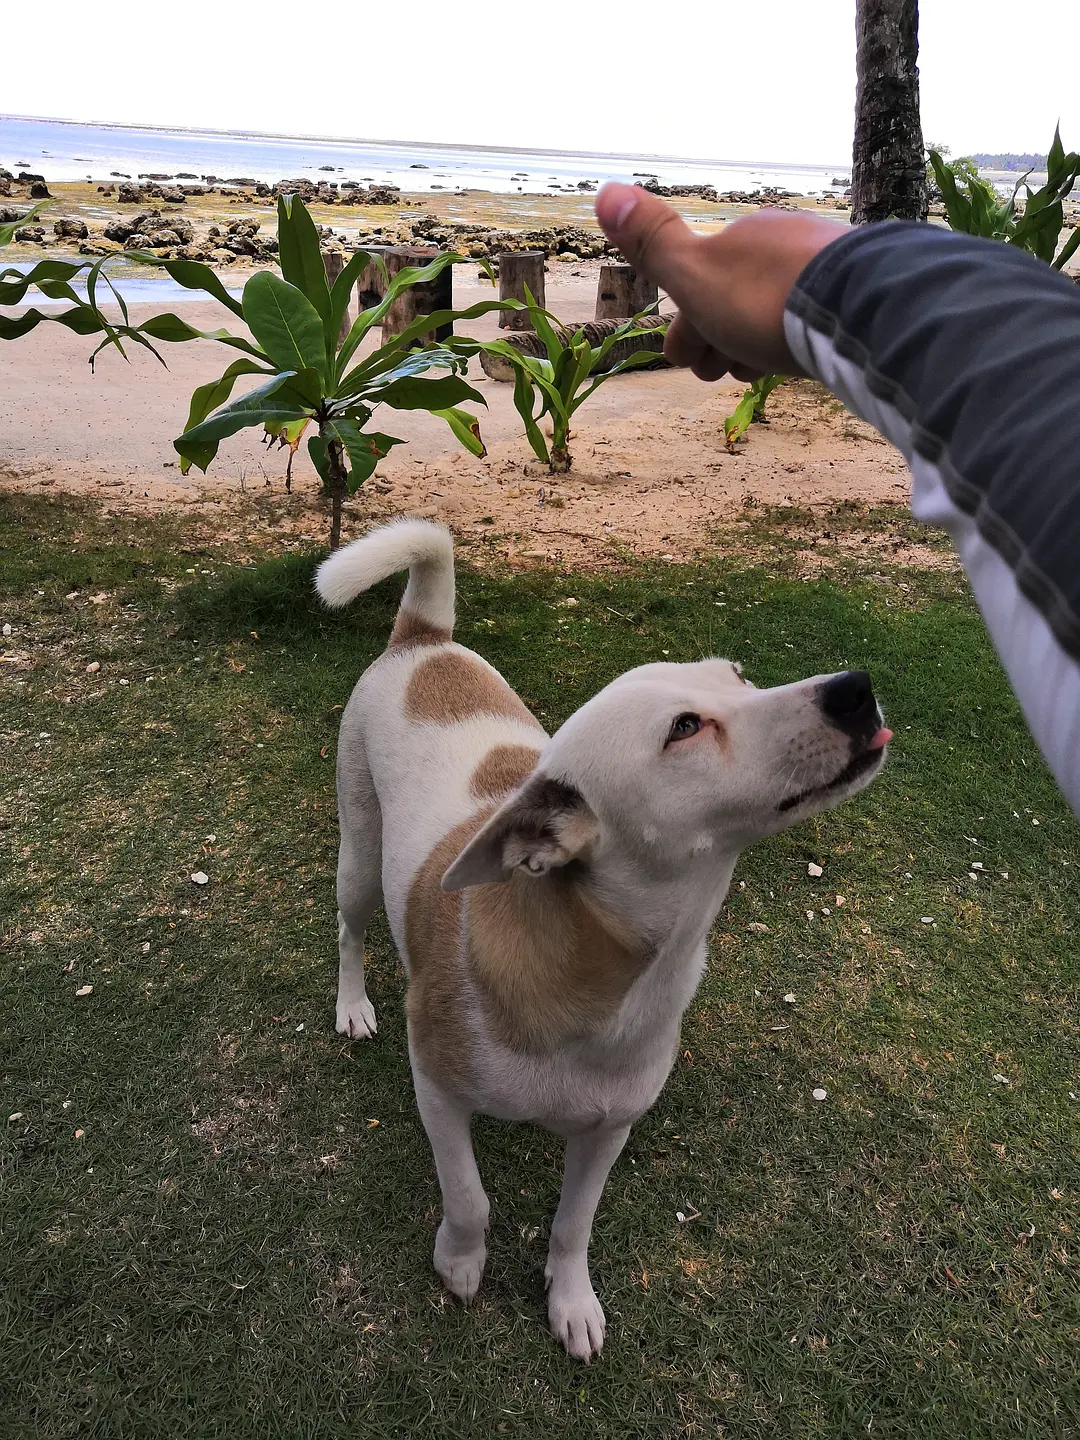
[335,726,382,1040]
[412,1068,490,1304]
[545,1122,631,1362]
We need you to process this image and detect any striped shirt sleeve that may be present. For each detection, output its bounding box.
[784,220,1080,816]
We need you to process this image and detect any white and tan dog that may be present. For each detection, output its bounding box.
[316,519,891,1361]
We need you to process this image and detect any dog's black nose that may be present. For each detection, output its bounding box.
[819,670,877,735]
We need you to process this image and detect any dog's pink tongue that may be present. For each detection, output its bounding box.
[867,727,893,751]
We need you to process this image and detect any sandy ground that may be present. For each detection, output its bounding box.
[1,260,919,566]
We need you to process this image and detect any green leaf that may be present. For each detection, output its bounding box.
[576,346,666,402]
[1051,224,1080,270]
[336,342,466,401]
[307,433,332,484]
[324,418,404,493]
[0,257,86,307]
[0,305,105,341]
[369,373,484,411]
[524,287,565,366]
[242,271,329,383]
[276,194,332,325]
[126,253,245,319]
[136,312,267,359]
[433,407,486,458]
[371,298,521,366]
[723,388,758,446]
[1048,124,1065,184]
[930,153,972,233]
[509,359,549,465]
[590,316,665,367]
[176,357,274,474]
[1011,200,1065,262]
[324,248,383,375]
[723,374,786,446]
[0,201,48,246]
[174,371,312,470]
[335,249,469,375]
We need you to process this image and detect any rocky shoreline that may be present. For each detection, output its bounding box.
[0,167,855,269]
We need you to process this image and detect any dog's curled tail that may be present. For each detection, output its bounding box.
[315,518,455,648]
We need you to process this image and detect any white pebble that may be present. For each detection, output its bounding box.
[85,661,100,674]
[782,992,796,1004]
[807,863,823,877]
[2,623,11,637]
[8,1112,22,1122]
[812,1088,828,1102]
[191,871,209,886]
[920,917,935,925]
[75,985,93,997]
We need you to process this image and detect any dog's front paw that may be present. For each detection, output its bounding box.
[546,1271,607,1362]
[335,996,377,1040]
[434,1220,487,1304]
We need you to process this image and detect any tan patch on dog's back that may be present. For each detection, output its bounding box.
[405,809,493,1094]
[469,744,540,800]
[468,876,650,1054]
[406,809,652,1085]
[405,650,542,727]
[390,608,452,649]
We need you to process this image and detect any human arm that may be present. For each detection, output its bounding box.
[596,185,1080,814]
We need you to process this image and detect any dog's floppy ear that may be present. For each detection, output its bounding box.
[441,775,600,891]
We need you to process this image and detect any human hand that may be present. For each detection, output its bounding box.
[595,183,844,382]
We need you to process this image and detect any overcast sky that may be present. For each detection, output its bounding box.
[6,1,1078,162]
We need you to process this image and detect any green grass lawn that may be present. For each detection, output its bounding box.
[1,495,1077,1439]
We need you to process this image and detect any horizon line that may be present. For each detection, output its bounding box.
[0,111,852,174]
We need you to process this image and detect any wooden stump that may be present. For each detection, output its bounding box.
[355,245,394,312]
[381,246,453,345]
[478,314,672,381]
[595,262,659,320]
[322,250,351,343]
[497,250,545,330]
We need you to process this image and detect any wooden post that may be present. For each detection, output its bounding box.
[380,246,453,345]
[594,262,659,320]
[322,250,351,343]
[497,250,545,330]
[478,314,672,381]
[355,245,393,312]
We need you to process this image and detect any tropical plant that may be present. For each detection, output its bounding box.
[723,374,786,451]
[462,292,666,474]
[0,196,513,546]
[925,142,980,202]
[928,127,1080,269]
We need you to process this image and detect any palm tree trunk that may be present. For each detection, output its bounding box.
[851,0,928,223]
[325,438,348,550]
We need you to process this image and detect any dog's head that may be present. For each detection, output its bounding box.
[441,659,890,891]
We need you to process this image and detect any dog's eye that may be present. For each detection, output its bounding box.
[667,713,701,743]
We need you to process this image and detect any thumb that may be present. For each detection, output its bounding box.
[595,182,701,300]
